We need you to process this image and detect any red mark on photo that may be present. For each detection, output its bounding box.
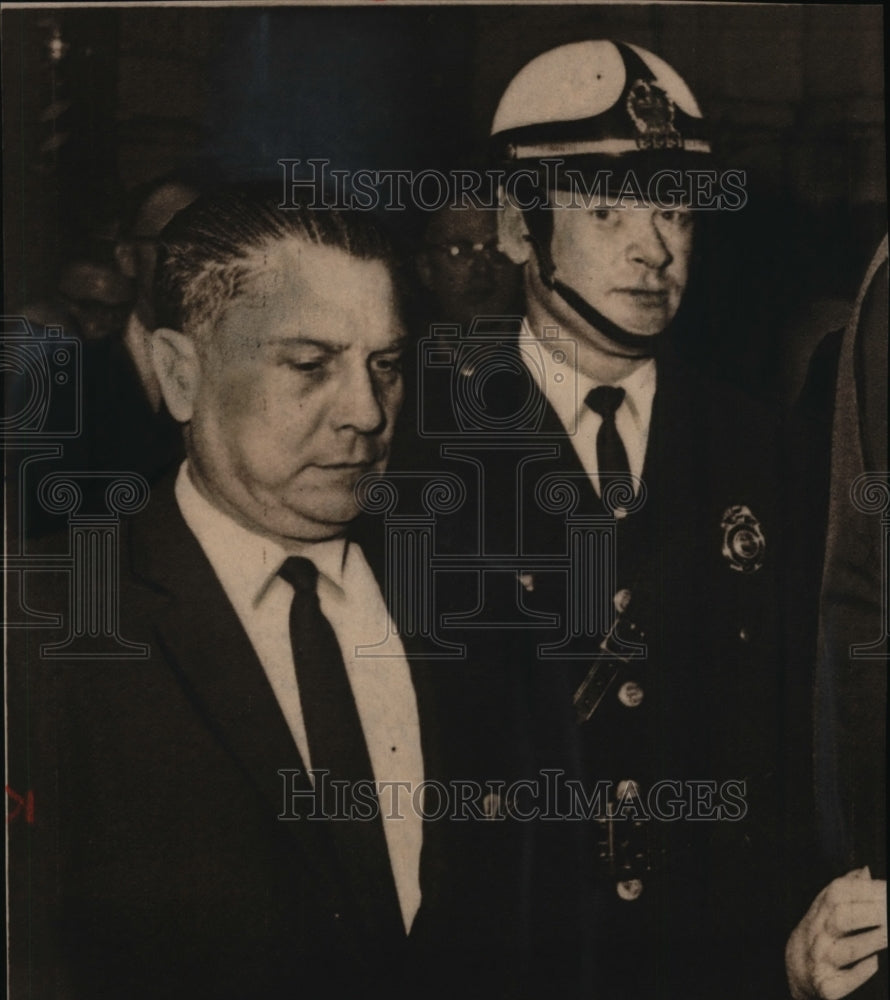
[5,786,35,824]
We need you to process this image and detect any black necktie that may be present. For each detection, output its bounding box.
[278,556,399,928]
[585,385,631,480]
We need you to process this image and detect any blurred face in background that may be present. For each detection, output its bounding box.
[417,206,522,329]
[117,181,199,326]
[58,261,134,341]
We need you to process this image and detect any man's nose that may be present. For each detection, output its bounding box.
[627,214,673,270]
[336,367,386,434]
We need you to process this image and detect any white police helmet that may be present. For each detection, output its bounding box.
[490,40,710,354]
[491,40,710,172]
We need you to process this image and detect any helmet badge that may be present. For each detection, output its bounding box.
[626,80,683,150]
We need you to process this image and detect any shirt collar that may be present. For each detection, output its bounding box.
[519,317,656,429]
[175,462,348,608]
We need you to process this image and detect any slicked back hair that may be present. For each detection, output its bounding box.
[121,171,203,239]
[154,186,401,338]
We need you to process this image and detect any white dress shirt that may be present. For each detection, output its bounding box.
[175,463,424,932]
[519,322,656,496]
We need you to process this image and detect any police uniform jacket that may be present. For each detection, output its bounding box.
[390,333,796,999]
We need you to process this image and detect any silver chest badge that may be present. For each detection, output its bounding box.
[721,505,765,573]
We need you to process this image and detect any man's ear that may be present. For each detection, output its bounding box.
[497,199,532,266]
[114,241,137,280]
[151,328,200,423]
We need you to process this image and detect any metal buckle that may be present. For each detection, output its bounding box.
[594,802,667,879]
[573,614,646,724]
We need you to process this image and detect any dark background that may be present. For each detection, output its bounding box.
[2,2,886,400]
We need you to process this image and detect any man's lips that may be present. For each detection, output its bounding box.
[615,288,670,306]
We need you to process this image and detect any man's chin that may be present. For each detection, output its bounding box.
[281,491,363,540]
[614,302,669,330]
[615,299,680,337]
[271,508,356,543]
[596,314,669,341]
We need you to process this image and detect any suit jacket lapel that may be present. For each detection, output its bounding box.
[130,482,309,810]
[642,351,705,542]
[128,480,402,946]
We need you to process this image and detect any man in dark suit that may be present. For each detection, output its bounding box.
[398,40,795,998]
[7,189,508,998]
[785,237,888,1000]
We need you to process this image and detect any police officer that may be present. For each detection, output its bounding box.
[408,40,793,998]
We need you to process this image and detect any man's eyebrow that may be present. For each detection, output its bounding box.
[371,336,410,353]
[265,335,410,353]
[266,337,344,353]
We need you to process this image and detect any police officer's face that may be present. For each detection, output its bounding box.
[186,238,406,542]
[542,202,693,338]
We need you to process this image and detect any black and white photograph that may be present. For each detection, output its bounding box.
[3,2,887,998]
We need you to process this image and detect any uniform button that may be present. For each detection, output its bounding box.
[616,878,644,901]
[333,912,341,920]
[738,627,749,642]
[616,779,640,800]
[617,681,644,708]
[613,588,632,613]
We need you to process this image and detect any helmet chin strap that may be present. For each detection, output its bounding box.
[549,276,664,357]
[521,212,665,359]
